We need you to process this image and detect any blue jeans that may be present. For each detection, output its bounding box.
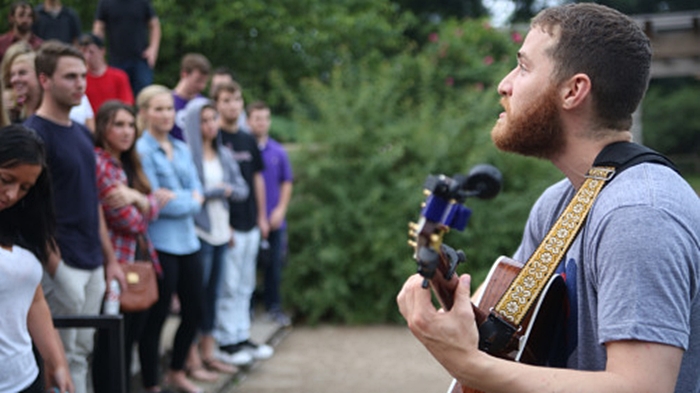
[110,57,153,96]
[199,239,228,333]
[262,228,286,311]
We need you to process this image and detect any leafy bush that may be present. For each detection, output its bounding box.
[279,20,561,324]
[151,0,414,107]
[642,79,700,156]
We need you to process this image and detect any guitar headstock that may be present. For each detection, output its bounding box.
[408,165,503,290]
[408,174,472,286]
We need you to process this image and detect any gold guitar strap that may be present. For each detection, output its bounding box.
[494,166,614,326]
[477,142,677,355]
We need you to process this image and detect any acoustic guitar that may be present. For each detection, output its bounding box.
[408,165,567,393]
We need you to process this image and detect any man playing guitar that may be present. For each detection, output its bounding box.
[398,3,700,393]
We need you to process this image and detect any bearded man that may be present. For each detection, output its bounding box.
[0,1,42,60]
[398,4,700,393]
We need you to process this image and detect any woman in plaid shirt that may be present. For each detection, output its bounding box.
[91,100,172,393]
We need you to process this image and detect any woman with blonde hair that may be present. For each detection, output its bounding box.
[135,85,207,393]
[1,41,40,123]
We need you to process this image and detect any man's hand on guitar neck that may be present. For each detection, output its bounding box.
[397,273,684,393]
[397,274,485,377]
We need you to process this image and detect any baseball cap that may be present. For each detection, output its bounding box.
[78,33,104,48]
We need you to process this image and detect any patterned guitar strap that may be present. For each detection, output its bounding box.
[477,142,677,354]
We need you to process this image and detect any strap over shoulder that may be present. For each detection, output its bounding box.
[593,141,678,176]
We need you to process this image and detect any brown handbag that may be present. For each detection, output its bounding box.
[119,235,159,312]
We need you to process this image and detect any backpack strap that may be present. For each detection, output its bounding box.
[593,141,678,177]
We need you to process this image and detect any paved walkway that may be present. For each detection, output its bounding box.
[132,315,452,393]
[226,325,452,393]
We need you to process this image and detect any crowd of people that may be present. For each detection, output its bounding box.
[0,1,295,393]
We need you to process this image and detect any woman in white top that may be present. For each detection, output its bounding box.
[181,97,248,376]
[0,125,74,393]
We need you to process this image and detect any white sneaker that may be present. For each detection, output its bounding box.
[240,339,274,360]
[216,345,254,366]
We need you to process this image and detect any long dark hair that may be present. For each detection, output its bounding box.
[0,125,55,264]
[94,100,152,194]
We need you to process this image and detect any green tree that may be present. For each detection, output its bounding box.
[393,0,489,44]
[642,78,700,156]
[279,20,560,324]
[0,0,413,111]
[151,0,413,107]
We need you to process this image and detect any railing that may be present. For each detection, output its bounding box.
[52,315,126,393]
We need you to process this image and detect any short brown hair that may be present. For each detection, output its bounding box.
[532,3,651,131]
[9,1,33,23]
[211,80,242,102]
[34,40,85,78]
[245,100,269,117]
[180,53,211,75]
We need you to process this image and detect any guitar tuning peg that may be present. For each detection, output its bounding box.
[407,240,417,248]
[408,229,415,237]
[408,222,417,229]
[423,189,431,197]
[420,202,426,208]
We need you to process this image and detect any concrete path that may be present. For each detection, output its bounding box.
[134,316,452,393]
[224,325,452,393]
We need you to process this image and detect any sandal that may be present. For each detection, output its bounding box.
[203,357,239,374]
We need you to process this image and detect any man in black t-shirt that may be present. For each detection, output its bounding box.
[211,81,274,366]
[32,0,81,45]
[92,0,160,95]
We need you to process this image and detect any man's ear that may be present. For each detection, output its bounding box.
[37,73,50,90]
[560,73,591,110]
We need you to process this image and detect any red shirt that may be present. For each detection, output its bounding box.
[0,31,42,60]
[86,66,134,113]
[95,147,162,273]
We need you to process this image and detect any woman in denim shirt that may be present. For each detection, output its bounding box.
[135,84,205,393]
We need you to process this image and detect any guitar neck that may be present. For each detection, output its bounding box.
[429,252,488,326]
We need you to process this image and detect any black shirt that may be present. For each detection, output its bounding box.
[219,129,264,231]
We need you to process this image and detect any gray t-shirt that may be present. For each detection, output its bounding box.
[512,163,700,393]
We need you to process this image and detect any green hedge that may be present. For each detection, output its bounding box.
[278,20,561,324]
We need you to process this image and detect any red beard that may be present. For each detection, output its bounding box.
[491,84,564,159]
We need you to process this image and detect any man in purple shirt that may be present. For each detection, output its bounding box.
[172,52,210,141]
[247,100,293,326]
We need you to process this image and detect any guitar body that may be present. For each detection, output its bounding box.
[447,256,568,393]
